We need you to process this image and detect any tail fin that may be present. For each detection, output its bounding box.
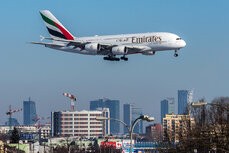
[40,10,74,40]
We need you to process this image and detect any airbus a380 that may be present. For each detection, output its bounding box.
[31,10,186,61]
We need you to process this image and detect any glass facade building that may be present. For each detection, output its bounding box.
[123,104,132,134]
[132,107,143,134]
[90,98,120,134]
[160,98,175,124]
[123,104,143,134]
[178,90,193,114]
[23,100,36,125]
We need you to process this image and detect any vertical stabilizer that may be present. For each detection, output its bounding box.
[40,10,74,40]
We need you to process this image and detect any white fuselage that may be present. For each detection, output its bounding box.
[48,32,186,56]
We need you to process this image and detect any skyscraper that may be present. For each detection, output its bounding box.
[90,98,120,134]
[178,90,193,114]
[123,104,133,134]
[23,99,36,125]
[123,104,143,134]
[132,107,143,134]
[161,98,175,124]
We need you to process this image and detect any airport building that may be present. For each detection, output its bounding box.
[160,98,175,124]
[51,108,110,138]
[23,99,37,125]
[163,114,195,142]
[178,90,193,114]
[90,98,120,134]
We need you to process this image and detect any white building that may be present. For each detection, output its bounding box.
[0,125,37,134]
[51,108,110,138]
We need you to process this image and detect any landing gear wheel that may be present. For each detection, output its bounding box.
[103,56,120,61]
[121,56,128,61]
[174,50,178,57]
[114,58,120,61]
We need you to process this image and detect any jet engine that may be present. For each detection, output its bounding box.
[85,43,101,52]
[142,51,156,55]
[112,46,128,55]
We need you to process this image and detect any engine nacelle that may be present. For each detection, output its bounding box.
[112,46,128,55]
[85,43,101,52]
[142,51,156,55]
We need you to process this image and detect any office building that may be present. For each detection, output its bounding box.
[90,98,120,134]
[123,104,133,134]
[163,114,195,142]
[123,104,143,134]
[178,90,193,114]
[132,107,143,134]
[145,123,162,141]
[161,98,175,124]
[23,99,36,125]
[51,108,110,138]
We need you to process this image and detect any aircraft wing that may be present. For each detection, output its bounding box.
[125,45,151,54]
[29,42,65,47]
[44,38,150,55]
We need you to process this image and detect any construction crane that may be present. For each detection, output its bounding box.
[6,105,22,132]
[63,92,77,111]
[32,114,51,128]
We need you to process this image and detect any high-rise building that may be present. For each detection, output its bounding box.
[178,90,193,114]
[51,108,110,138]
[145,123,162,141]
[123,104,143,134]
[90,98,120,134]
[161,98,175,124]
[123,104,133,134]
[163,114,195,142]
[132,107,143,134]
[23,99,36,125]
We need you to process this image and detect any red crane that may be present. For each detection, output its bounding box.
[32,114,51,128]
[6,105,22,131]
[63,92,77,111]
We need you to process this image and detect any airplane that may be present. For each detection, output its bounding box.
[31,10,186,61]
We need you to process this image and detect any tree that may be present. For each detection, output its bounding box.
[0,133,10,142]
[160,97,229,152]
[10,127,20,143]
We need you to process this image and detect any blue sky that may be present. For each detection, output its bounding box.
[0,0,229,125]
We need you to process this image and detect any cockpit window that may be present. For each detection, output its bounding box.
[176,38,182,40]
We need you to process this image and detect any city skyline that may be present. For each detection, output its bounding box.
[0,90,222,126]
[1,0,229,126]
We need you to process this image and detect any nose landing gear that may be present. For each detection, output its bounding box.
[174,50,179,57]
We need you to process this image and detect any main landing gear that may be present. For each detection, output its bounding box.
[103,55,128,61]
[120,56,128,61]
[103,56,120,61]
[174,50,179,57]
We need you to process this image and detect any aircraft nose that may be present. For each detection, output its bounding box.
[180,40,186,47]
